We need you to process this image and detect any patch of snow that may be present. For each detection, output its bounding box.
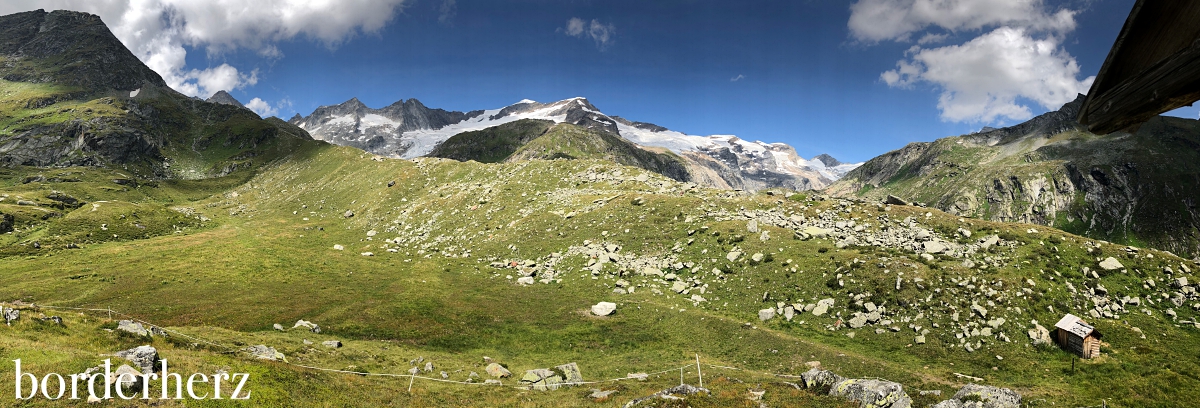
[129,89,140,98]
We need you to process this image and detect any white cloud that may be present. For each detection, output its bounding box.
[562,17,615,50]
[564,17,586,36]
[245,97,277,117]
[848,0,1075,43]
[0,0,408,98]
[882,27,1094,123]
[438,0,456,25]
[730,74,745,82]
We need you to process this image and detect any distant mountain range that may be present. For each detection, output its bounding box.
[829,95,1200,257]
[289,97,860,191]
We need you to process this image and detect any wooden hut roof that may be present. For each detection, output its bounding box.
[1055,314,1096,339]
[1077,0,1200,134]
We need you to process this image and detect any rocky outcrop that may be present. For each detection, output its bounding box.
[932,384,1021,408]
[829,95,1200,257]
[801,368,913,408]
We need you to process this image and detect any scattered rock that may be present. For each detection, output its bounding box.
[591,302,617,316]
[246,345,285,361]
[333,244,344,250]
[343,210,355,218]
[116,320,149,336]
[812,298,834,316]
[933,384,1021,408]
[1027,324,1051,346]
[486,363,511,378]
[1099,257,1124,271]
[759,308,776,321]
[273,323,285,331]
[517,276,536,285]
[923,241,947,254]
[3,307,18,325]
[885,195,910,206]
[590,389,618,399]
[830,378,914,408]
[293,320,321,333]
[322,340,342,348]
[108,364,142,390]
[520,368,564,391]
[623,384,709,408]
[556,362,584,384]
[114,345,159,373]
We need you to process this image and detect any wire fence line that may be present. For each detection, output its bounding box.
[19,303,807,392]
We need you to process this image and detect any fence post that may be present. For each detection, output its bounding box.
[680,367,684,386]
[696,354,703,388]
[408,374,416,393]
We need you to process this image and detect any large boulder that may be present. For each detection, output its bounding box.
[1098,257,1124,271]
[591,302,617,316]
[116,320,149,336]
[800,368,844,389]
[108,365,142,390]
[556,362,584,384]
[485,363,512,378]
[932,384,1021,408]
[114,345,159,373]
[520,368,563,391]
[812,298,835,316]
[830,378,913,408]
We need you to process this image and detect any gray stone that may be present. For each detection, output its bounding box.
[2,307,18,325]
[885,195,910,206]
[915,335,926,344]
[590,389,617,399]
[424,362,434,373]
[322,340,342,348]
[949,384,1021,408]
[1027,324,1051,346]
[520,368,563,391]
[783,305,796,321]
[343,210,354,218]
[293,319,321,333]
[759,308,777,321]
[516,276,536,285]
[1175,277,1190,288]
[726,250,742,262]
[246,345,284,361]
[591,302,617,316]
[829,378,913,408]
[751,253,764,262]
[971,304,988,318]
[114,345,159,373]
[1099,257,1124,271]
[671,281,688,293]
[108,365,142,390]
[273,323,285,331]
[486,363,511,378]
[116,320,149,336]
[812,298,834,316]
[747,219,759,233]
[923,241,947,254]
[848,314,868,329]
[556,362,583,384]
[800,368,844,389]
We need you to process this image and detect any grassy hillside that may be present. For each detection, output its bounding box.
[0,144,1198,406]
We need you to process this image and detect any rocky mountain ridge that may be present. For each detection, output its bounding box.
[828,94,1200,257]
[0,9,312,178]
[291,96,859,191]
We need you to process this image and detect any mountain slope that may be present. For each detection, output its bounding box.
[0,9,313,179]
[426,118,554,163]
[427,119,690,181]
[293,96,859,191]
[828,95,1200,257]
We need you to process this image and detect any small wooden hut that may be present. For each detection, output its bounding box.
[1054,314,1103,359]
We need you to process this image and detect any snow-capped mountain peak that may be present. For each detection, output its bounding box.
[292,96,861,190]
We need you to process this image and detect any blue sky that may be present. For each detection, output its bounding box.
[9,0,1196,163]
